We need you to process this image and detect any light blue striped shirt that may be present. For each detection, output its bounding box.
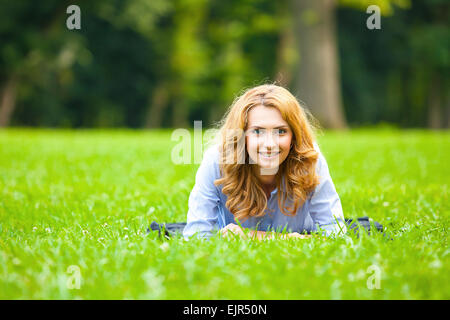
[183,143,347,240]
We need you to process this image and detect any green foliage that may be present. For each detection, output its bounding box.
[0,0,447,128]
[0,129,448,299]
[337,0,449,127]
[339,0,411,15]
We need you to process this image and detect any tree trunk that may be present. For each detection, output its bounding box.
[171,80,189,128]
[275,19,295,88]
[0,75,18,127]
[427,74,449,129]
[145,82,169,128]
[445,98,450,129]
[291,0,347,129]
[427,75,441,129]
[172,99,189,128]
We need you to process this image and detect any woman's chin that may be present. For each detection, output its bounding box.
[249,155,282,171]
[256,162,280,175]
[258,167,280,176]
[258,157,280,166]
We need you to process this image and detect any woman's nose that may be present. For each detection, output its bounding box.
[262,132,278,149]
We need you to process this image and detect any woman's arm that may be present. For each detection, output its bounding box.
[183,147,222,240]
[220,223,311,240]
[308,146,347,237]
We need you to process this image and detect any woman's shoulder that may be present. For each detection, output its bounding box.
[203,143,221,164]
[199,143,222,178]
[313,141,321,153]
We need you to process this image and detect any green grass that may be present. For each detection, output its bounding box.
[0,128,448,299]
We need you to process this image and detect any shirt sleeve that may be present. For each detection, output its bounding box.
[308,144,347,237]
[183,146,221,241]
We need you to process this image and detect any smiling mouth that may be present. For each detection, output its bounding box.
[258,151,280,158]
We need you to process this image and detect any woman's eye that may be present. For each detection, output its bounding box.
[252,128,286,135]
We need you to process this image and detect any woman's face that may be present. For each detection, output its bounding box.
[245,105,293,172]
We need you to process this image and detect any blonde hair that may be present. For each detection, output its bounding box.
[213,83,321,223]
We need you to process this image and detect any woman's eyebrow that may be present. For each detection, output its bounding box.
[248,125,289,129]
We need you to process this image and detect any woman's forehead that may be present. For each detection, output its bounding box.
[247,105,289,127]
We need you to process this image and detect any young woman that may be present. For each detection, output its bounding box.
[182,84,347,240]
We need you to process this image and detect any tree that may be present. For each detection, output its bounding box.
[0,0,86,127]
[289,0,412,129]
[291,0,347,129]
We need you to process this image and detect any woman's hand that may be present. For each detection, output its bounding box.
[220,223,311,240]
[287,232,311,239]
[220,223,246,239]
[268,232,311,240]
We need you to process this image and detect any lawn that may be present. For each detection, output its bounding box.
[0,128,448,299]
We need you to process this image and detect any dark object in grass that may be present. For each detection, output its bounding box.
[147,216,391,239]
[344,216,391,239]
[148,221,188,239]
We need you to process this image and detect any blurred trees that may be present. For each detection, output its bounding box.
[337,0,448,128]
[0,0,448,128]
[0,0,81,127]
[289,0,413,129]
[292,0,347,129]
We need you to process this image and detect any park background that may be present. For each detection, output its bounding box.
[0,0,448,129]
[0,0,449,299]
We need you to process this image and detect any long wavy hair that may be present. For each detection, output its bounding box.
[213,84,321,223]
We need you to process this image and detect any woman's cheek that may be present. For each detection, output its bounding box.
[246,138,258,162]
